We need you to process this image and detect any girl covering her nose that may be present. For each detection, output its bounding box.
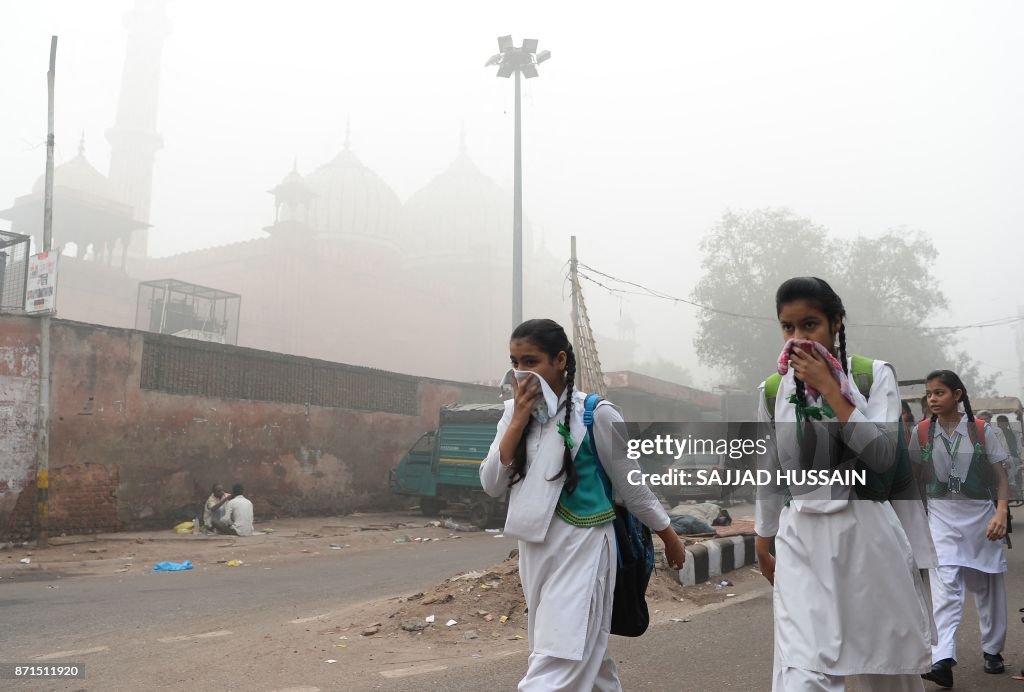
[755,277,934,692]
[480,319,686,691]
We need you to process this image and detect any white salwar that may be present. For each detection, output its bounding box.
[480,390,670,692]
[756,359,933,691]
[908,415,1009,663]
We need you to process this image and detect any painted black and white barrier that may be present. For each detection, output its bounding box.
[668,535,758,587]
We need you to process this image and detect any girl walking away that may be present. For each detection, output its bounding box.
[755,277,935,692]
[480,319,687,691]
[909,370,1010,688]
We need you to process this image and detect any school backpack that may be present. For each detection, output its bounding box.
[587,393,655,638]
[763,354,914,502]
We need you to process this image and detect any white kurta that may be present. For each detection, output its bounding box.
[480,390,669,684]
[908,416,1008,573]
[755,359,932,677]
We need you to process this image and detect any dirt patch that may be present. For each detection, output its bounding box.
[343,550,734,648]
[0,513,462,579]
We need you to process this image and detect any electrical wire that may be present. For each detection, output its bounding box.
[576,262,1024,334]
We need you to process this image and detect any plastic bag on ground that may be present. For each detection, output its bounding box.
[152,560,193,572]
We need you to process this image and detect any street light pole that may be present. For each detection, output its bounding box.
[486,36,550,329]
[512,68,522,327]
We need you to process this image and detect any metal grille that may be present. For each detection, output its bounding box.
[0,231,31,314]
[140,335,420,415]
[136,279,241,346]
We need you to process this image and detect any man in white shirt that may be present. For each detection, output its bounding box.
[202,483,231,532]
[212,484,254,536]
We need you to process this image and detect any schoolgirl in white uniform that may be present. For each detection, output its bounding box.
[755,277,934,692]
[479,319,687,691]
[908,369,1010,687]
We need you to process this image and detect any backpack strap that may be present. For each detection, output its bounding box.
[917,419,932,448]
[849,355,874,399]
[585,393,608,486]
[583,393,603,430]
[764,373,782,420]
[967,418,986,447]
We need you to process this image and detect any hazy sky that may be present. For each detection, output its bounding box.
[3,1,1023,393]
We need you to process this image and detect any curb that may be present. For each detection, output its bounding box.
[672,535,756,586]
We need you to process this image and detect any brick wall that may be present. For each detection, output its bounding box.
[0,316,496,539]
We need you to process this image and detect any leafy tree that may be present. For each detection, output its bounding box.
[692,208,997,394]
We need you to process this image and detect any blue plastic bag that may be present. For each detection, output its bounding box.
[152,560,193,572]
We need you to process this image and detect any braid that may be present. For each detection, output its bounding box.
[837,324,848,375]
[794,378,808,407]
[961,392,974,422]
[549,346,579,495]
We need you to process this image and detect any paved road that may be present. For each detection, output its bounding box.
[4,515,1024,691]
[0,535,515,690]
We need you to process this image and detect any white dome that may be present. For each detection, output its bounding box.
[404,151,522,266]
[304,147,403,243]
[33,140,118,202]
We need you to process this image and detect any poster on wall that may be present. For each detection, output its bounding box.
[24,251,59,314]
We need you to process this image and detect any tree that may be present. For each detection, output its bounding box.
[692,208,997,394]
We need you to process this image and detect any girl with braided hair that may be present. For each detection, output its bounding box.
[908,369,1010,687]
[755,277,935,691]
[480,319,685,691]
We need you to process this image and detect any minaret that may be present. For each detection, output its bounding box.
[106,0,170,265]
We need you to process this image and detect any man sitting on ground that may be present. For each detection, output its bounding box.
[212,484,254,536]
[203,483,231,533]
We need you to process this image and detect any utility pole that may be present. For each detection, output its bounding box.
[36,36,58,548]
[486,36,551,328]
[568,236,606,397]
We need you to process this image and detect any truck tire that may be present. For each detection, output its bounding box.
[469,498,495,529]
[420,497,443,517]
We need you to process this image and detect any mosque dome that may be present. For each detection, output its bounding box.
[33,135,119,202]
[403,146,524,267]
[304,141,403,245]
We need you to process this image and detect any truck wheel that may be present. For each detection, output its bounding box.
[469,499,493,529]
[420,498,443,517]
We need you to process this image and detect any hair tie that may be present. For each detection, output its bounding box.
[556,422,575,450]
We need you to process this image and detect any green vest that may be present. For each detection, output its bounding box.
[922,420,992,500]
[555,429,616,528]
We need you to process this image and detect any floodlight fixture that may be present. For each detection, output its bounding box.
[521,38,539,54]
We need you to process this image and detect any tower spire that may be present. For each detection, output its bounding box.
[106,0,170,264]
[344,117,351,150]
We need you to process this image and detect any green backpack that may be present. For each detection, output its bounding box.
[763,355,914,502]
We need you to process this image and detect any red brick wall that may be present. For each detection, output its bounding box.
[0,316,496,538]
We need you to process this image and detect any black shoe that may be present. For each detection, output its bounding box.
[922,658,955,688]
[984,652,1005,674]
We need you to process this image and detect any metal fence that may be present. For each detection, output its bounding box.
[0,231,31,314]
[136,278,241,345]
